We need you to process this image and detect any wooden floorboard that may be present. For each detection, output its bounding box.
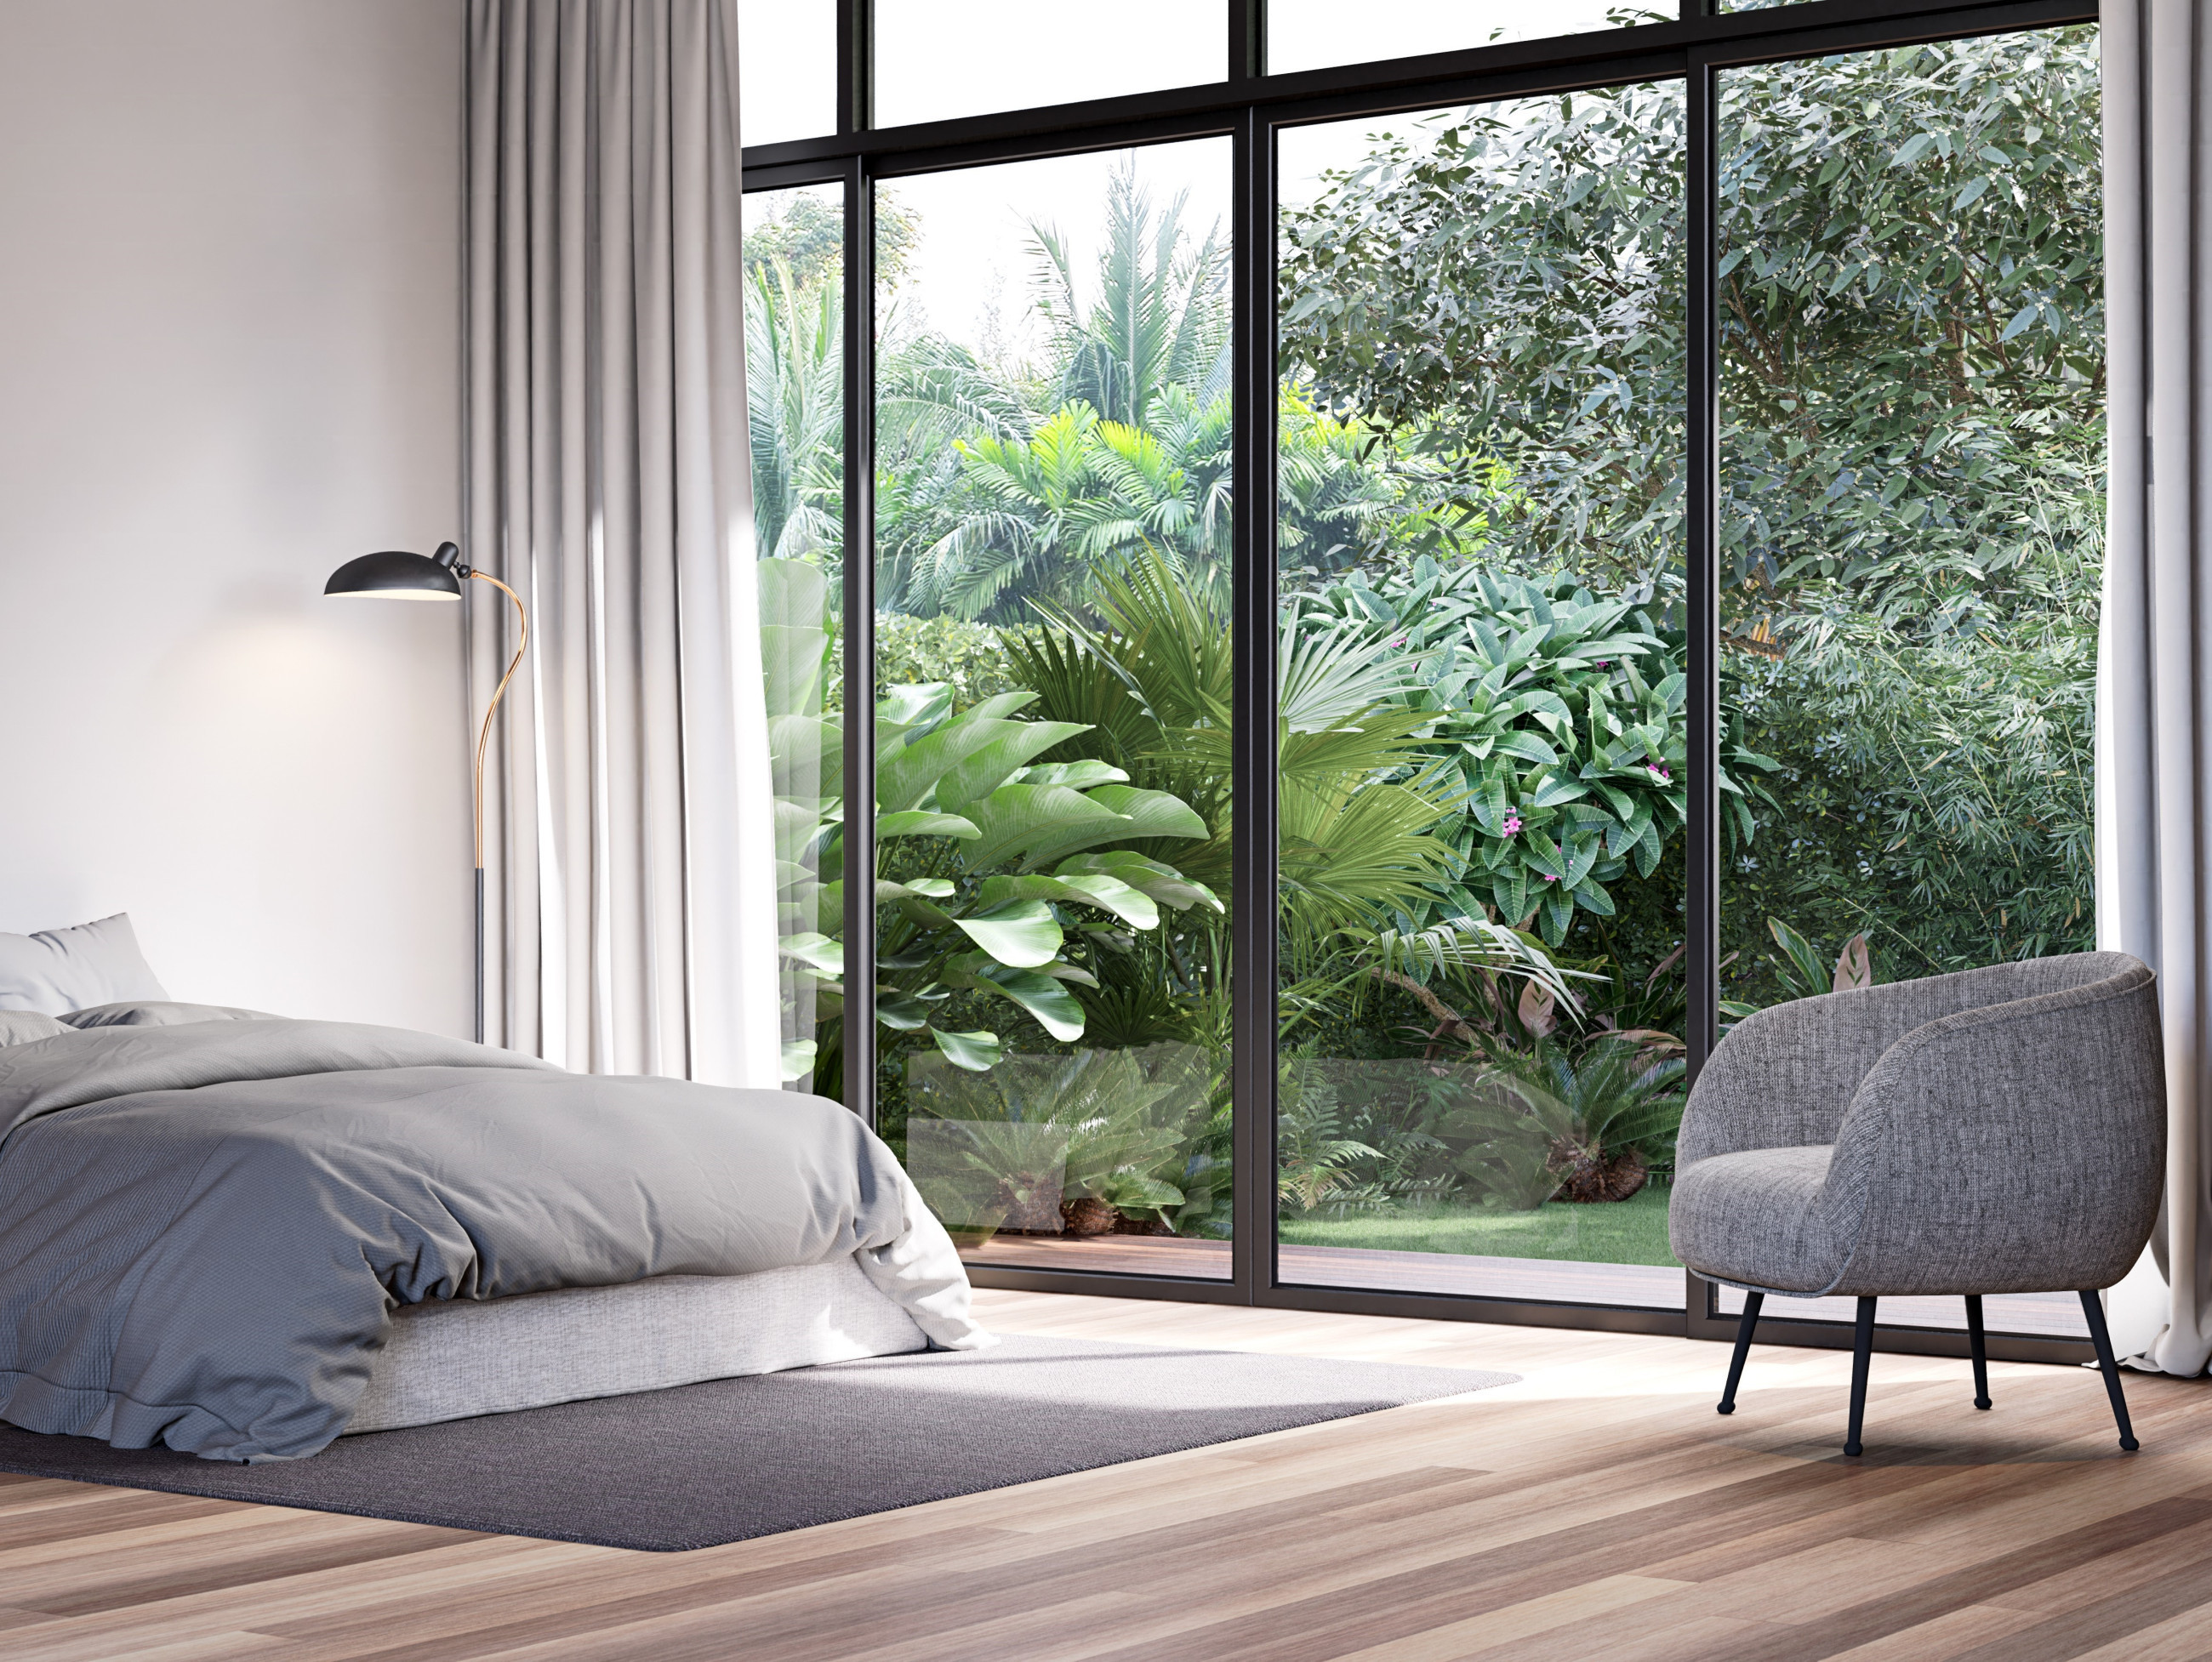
[3,1288,2207,1661]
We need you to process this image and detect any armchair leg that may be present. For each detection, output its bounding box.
[2078,1289,2141,1452]
[1844,1296,1876,1456]
[1965,1295,1992,1409]
[1718,1292,1763,1415]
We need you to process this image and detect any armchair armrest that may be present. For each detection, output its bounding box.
[1813,960,2163,1296]
[1680,995,1900,1168]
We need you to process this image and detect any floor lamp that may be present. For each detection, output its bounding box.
[323,542,527,1044]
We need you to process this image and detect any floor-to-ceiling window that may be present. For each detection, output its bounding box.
[870,143,1238,1281]
[741,0,2102,1359]
[1274,84,1689,1310]
[1709,21,2103,1346]
[744,183,848,1098]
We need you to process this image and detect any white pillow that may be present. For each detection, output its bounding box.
[0,914,168,1016]
[63,1000,276,1029]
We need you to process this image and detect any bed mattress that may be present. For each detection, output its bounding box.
[345,1256,930,1435]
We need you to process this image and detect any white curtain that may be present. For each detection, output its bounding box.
[465,0,782,1088]
[2095,0,2212,1373]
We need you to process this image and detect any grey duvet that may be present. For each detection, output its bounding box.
[0,1020,986,1461]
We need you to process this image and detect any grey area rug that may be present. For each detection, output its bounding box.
[0,1335,1514,1551]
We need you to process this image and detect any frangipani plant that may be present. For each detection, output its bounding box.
[1293,562,1778,946]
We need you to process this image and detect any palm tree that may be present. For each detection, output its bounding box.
[870,159,1430,624]
[746,257,843,569]
[1029,161,1230,429]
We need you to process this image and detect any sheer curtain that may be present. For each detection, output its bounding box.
[465,0,781,1088]
[2095,0,2212,1372]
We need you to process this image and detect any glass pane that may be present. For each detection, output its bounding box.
[1716,28,2101,1339]
[873,0,1224,128]
[871,141,1236,1280]
[1275,86,1688,1308]
[738,0,836,146]
[1268,1,1653,77]
[746,185,848,1100]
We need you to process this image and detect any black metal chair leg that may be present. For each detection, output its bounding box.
[1965,1295,1992,1409]
[1718,1292,1763,1415]
[2079,1289,2141,1452]
[1844,1296,1876,1456]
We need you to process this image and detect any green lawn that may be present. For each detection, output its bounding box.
[1278,1184,1679,1267]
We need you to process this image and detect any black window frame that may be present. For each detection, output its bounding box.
[741,0,2102,1364]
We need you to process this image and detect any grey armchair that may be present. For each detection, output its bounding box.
[1669,952,2164,1455]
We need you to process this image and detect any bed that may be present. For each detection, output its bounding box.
[0,999,985,1462]
[348,1259,931,1434]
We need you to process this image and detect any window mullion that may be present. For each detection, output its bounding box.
[1229,100,1279,1306]
[840,154,877,1124]
[1686,49,1720,1093]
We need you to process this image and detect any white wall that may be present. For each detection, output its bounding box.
[0,0,471,1034]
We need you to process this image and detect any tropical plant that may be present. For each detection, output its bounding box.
[1756,918,1876,1006]
[904,1044,1216,1234]
[1015,549,1485,957]
[874,163,1418,625]
[1275,1067,1383,1215]
[761,556,1227,1091]
[1291,561,1778,947]
[871,612,1029,709]
[1433,1035,1688,1209]
[897,395,1229,623]
[1721,481,2099,1004]
[1029,163,1230,429]
[746,256,843,571]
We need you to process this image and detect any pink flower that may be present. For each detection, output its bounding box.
[1541,874,1559,883]
[1502,814,1523,836]
[1646,764,1671,783]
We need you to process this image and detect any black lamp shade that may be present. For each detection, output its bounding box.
[324,549,464,600]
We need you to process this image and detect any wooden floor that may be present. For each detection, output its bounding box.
[6,1288,2212,1660]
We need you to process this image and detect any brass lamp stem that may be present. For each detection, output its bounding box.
[469,572,528,871]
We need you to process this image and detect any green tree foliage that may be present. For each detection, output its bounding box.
[1722,486,2097,1001]
[1029,174,1229,428]
[1280,82,1688,586]
[874,163,1420,624]
[1278,31,2102,1004]
[745,28,2102,1241]
[1277,30,2101,606]
[746,187,919,293]
[1718,31,2101,601]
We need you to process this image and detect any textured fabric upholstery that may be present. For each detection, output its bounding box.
[1670,953,2164,1298]
[1670,1147,1841,1295]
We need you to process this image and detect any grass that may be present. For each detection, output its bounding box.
[1277,1182,1680,1267]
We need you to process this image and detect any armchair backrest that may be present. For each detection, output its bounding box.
[1681,952,2147,1170]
